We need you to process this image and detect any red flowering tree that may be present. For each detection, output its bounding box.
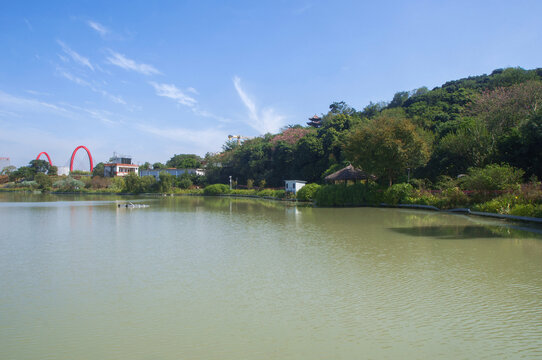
[271,128,312,146]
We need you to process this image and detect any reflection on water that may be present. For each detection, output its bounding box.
[0,193,541,360]
[391,225,508,239]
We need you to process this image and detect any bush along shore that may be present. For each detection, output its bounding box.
[258,164,534,219]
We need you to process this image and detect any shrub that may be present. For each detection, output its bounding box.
[443,187,469,208]
[20,180,38,189]
[460,164,524,191]
[89,176,110,189]
[383,183,414,205]
[296,183,321,201]
[178,177,193,189]
[510,204,542,218]
[256,189,276,197]
[247,179,254,189]
[471,194,519,214]
[204,184,230,195]
[230,189,257,196]
[315,182,383,206]
[34,173,52,191]
[108,177,125,192]
[53,177,85,191]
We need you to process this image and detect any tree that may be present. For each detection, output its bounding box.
[329,101,356,115]
[153,162,166,169]
[140,162,151,170]
[430,120,494,177]
[123,172,142,193]
[1,165,16,175]
[344,114,431,186]
[92,163,105,177]
[469,80,542,135]
[48,166,58,176]
[166,154,202,169]
[29,159,50,174]
[158,171,175,193]
[9,166,36,181]
[34,172,52,191]
[388,91,410,108]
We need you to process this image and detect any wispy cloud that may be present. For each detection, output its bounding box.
[87,20,108,36]
[107,51,161,75]
[0,90,72,115]
[294,3,313,14]
[23,18,33,31]
[149,82,230,122]
[57,40,94,71]
[136,123,228,154]
[57,68,126,105]
[233,76,286,134]
[149,82,197,107]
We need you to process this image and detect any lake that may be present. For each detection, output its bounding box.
[1,193,541,359]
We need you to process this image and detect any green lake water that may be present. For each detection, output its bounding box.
[1,193,541,359]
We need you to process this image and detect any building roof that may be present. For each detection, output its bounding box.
[104,163,139,167]
[324,164,376,182]
[284,180,307,183]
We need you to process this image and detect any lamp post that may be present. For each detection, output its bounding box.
[229,175,232,190]
[407,168,411,183]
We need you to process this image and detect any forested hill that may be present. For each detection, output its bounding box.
[205,67,542,187]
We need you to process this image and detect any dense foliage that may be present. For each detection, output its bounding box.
[205,67,542,187]
[3,67,542,217]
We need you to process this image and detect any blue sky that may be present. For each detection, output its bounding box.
[1,0,541,168]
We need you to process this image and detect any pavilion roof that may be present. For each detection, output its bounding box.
[324,164,376,182]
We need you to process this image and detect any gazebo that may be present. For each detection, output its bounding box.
[324,164,376,185]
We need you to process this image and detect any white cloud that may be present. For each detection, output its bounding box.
[107,51,161,75]
[57,69,126,105]
[0,90,121,125]
[149,82,197,107]
[233,76,286,134]
[136,123,227,155]
[0,90,72,115]
[87,20,108,36]
[57,40,94,71]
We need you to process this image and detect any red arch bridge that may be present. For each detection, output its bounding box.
[36,145,94,172]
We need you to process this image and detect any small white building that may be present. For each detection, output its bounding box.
[104,163,139,177]
[139,168,205,180]
[104,154,139,177]
[57,166,70,176]
[284,180,306,194]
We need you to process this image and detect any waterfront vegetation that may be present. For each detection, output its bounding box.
[2,67,542,217]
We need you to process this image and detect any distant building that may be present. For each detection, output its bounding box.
[104,154,139,177]
[307,114,322,128]
[284,180,306,194]
[57,167,70,176]
[140,168,205,180]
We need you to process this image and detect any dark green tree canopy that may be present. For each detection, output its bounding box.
[166,154,202,169]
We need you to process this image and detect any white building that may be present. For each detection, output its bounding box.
[284,180,306,194]
[104,154,139,177]
[57,166,70,176]
[139,168,205,180]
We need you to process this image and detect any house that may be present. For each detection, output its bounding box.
[104,154,139,177]
[139,168,205,180]
[284,180,306,194]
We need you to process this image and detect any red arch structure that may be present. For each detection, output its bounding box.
[36,152,53,166]
[70,145,94,172]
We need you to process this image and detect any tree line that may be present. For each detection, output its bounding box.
[204,67,542,187]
